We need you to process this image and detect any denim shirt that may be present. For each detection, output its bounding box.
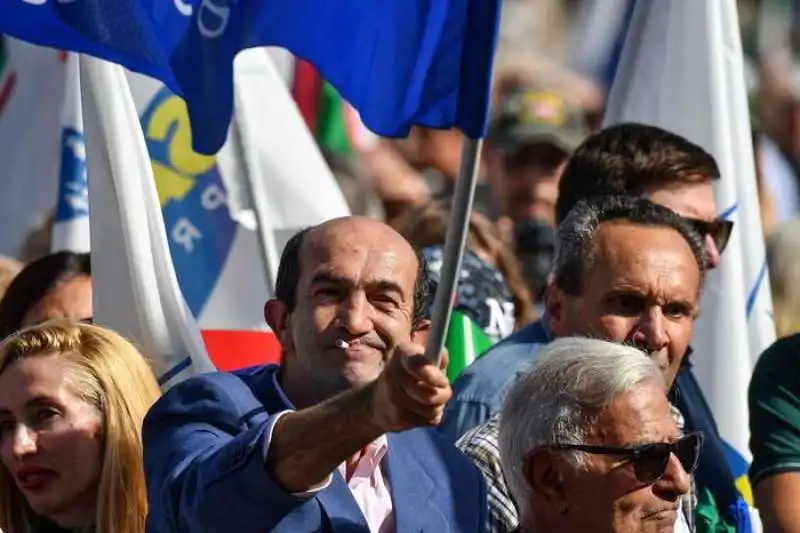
[440,319,551,442]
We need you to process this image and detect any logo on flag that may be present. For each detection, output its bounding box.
[140,88,236,317]
[54,127,88,223]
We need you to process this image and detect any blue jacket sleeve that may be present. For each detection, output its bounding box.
[143,373,318,533]
[439,398,494,443]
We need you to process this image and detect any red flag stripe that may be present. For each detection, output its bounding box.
[292,59,323,134]
[201,329,282,371]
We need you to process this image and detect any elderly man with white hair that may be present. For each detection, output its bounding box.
[499,337,702,533]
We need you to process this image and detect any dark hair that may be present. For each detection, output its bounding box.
[0,252,91,339]
[554,195,706,296]
[555,123,721,224]
[275,227,434,329]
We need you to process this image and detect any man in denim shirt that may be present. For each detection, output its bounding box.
[442,124,749,533]
[452,194,704,533]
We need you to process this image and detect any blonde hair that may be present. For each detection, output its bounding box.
[393,199,536,329]
[0,319,161,533]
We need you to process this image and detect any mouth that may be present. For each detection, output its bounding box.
[16,466,57,493]
[642,505,679,521]
[331,338,386,352]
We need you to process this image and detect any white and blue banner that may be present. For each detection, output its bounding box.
[604,0,775,521]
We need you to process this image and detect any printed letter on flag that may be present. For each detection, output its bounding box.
[80,55,215,390]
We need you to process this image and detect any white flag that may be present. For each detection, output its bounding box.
[604,0,776,506]
[124,48,349,371]
[51,53,90,253]
[80,55,215,390]
[0,37,64,257]
[79,48,348,378]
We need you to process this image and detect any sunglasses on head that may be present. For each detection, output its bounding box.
[683,217,734,255]
[550,432,703,484]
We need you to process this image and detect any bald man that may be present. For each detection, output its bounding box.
[143,217,488,533]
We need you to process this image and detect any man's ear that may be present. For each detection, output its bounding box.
[525,449,567,506]
[543,282,567,336]
[411,319,431,346]
[265,299,290,340]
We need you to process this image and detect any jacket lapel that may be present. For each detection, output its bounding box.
[315,471,371,532]
[255,367,370,532]
[385,432,448,533]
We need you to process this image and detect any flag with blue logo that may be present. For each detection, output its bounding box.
[128,48,351,373]
[80,54,216,389]
[79,47,349,386]
[51,52,90,253]
[2,0,501,155]
[604,0,775,529]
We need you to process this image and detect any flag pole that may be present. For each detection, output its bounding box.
[424,137,484,365]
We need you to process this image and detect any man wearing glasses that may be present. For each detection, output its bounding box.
[443,124,743,533]
[498,337,702,533]
[453,194,705,532]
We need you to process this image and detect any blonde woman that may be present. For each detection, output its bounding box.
[0,320,160,533]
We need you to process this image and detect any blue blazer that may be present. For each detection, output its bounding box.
[143,365,488,533]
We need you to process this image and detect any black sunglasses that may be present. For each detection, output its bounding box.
[550,432,704,484]
[684,217,734,255]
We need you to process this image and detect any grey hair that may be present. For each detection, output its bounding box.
[553,195,706,295]
[498,336,666,512]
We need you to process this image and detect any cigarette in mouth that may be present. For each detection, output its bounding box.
[335,339,350,349]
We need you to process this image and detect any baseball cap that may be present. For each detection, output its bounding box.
[488,84,589,154]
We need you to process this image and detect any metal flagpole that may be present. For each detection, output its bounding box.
[424,137,484,366]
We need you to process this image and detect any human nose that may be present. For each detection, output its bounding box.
[10,424,37,460]
[653,452,691,499]
[705,234,720,270]
[631,308,668,352]
[336,291,373,336]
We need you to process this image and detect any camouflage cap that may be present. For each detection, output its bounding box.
[488,84,589,153]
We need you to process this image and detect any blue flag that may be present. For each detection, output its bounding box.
[2,0,501,155]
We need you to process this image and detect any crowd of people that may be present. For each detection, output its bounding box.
[0,119,791,533]
[4,1,800,533]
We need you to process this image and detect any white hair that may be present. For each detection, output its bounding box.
[497,336,665,512]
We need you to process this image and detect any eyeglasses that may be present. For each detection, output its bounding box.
[550,432,704,484]
[684,217,734,255]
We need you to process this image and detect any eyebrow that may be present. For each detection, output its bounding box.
[309,272,406,302]
[0,396,58,417]
[605,286,696,307]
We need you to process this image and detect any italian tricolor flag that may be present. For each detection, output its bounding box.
[446,310,493,383]
[292,59,377,155]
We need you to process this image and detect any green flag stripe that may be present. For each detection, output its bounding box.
[316,81,354,155]
[446,310,494,383]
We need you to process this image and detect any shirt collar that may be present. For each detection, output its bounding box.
[272,370,295,409]
[540,313,554,341]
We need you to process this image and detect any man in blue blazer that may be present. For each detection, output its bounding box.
[143,216,488,533]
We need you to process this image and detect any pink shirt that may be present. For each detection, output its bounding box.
[337,435,394,533]
[267,375,395,533]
